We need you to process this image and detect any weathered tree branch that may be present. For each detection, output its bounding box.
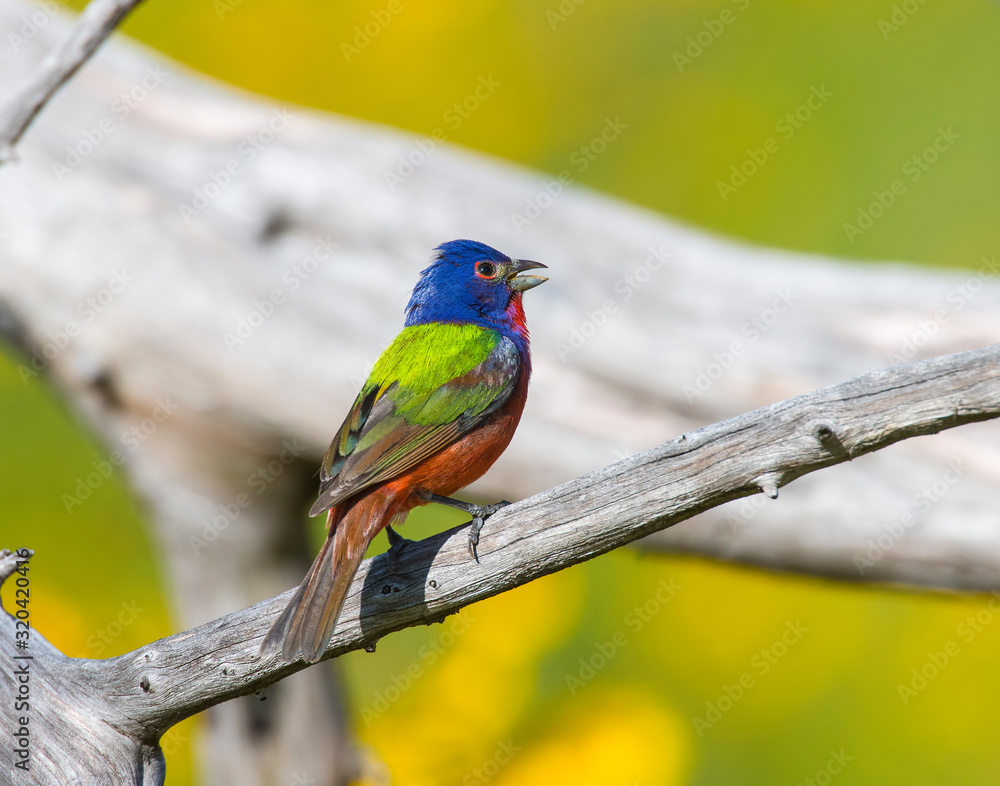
[3,345,998,783]
[0,0,144,164]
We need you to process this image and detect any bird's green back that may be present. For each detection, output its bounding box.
[364,323,505,426]
[312,322,520,512]
[370,323,498,392]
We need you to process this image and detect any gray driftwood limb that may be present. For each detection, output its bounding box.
[2,345,998,784]
[0,0,145,164]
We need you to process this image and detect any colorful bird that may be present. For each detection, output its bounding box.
[261,240,547,663]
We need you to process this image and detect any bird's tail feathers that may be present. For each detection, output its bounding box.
[261,497,390,663]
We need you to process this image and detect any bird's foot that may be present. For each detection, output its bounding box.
[418,492,512,561]
[465,501,511,561]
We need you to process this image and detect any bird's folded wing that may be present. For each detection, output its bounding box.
[309,326,520,516]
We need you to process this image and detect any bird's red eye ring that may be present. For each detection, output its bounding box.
[475,261,498,279]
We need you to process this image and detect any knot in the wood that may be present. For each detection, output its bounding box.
[139,675,151,693]
[381,581,404,596]
[809,419,837,444]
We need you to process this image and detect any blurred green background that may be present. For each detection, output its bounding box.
[4,0,1000,783]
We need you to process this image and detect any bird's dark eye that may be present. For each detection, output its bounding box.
[475,261,498,279]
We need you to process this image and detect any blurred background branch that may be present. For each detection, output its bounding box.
[0,0,143,163]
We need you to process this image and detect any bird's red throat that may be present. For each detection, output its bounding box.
[506,292,530,339]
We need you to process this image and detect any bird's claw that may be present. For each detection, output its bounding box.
[418,491,512,562]
[465,500,511,561]
[467,517,483,561]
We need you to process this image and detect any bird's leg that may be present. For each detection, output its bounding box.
[418,491,512,560]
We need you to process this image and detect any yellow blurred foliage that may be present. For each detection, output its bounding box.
[359,568,584,786]
[15,588,88,656]
[493,688,689,786]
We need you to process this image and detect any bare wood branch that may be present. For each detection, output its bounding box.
[3,345,997,783]
[0,0,143,164]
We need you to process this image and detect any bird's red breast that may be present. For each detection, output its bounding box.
[383,364,531,510]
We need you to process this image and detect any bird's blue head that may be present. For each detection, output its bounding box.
[404,240,547,343]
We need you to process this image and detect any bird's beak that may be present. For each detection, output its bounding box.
[508,259,548,292]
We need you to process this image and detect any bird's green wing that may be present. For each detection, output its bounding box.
[309,323,521,516]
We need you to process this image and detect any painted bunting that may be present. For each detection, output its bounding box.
[261,240,547,663]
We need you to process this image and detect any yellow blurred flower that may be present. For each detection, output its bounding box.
[360,568,584,786]
[492,688,689,786]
